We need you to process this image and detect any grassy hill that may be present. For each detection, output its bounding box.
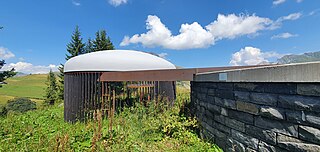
[0,74,47,105]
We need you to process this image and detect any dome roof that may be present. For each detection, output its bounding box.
[64,50,176,72]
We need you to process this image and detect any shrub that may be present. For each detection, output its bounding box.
[0,105,7,117]
[6,98,37,113]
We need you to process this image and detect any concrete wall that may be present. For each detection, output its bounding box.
[191,82,320,152]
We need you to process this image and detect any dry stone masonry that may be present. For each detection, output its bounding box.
[191,82,320,152]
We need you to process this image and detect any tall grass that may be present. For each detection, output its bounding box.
[0,89,222,152]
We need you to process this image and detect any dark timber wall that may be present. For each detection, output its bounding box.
[64,72,176,122]
[191,82,320,152]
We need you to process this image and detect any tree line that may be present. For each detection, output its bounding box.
[45,26,114,105]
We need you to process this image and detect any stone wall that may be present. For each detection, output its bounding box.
[191,82,320,152]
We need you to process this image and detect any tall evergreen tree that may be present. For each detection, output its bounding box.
[44,69,58,105]
[93,30,114,51]
[85,38,94,53]
[0,60,16,87]
[57,26,85,101]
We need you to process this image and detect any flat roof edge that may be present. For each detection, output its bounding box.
[195,61,320,82]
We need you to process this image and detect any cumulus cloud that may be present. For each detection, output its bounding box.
[230,47,283,66]
[121,14,275,50]
[121,13,302,50]
[72,0,81,6]
[0,47,15,60]
[206,14,273,40]
[108,0,128,7]
[273,0,286,5]
[271,32,298,39]
[2,62,59,74]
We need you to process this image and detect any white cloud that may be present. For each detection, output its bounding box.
[121,14,274,50]
[278,12,302,21]
[72,0,81,6]
[271,32,298,39]
[309,9,320,16]
[273,0,286,5]
[158,53,168,59]
[230,46,283,66]
[206,14,273,40]
[273,0,303,5]
[2,62,59,74]
[0,47,15,60]
[108,0,128,7]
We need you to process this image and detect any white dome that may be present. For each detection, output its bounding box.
[64,50,176,72]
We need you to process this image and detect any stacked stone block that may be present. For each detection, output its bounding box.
[191,82,320,152]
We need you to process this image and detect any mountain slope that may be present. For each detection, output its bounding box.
[278,51,320,64]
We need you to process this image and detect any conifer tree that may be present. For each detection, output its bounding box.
[44,69,57,105]
[93,30,114,51]
[0,60,16,87]
[85,38,94,53]
[57,26,85,101]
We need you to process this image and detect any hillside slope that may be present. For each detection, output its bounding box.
[0,74,47,104]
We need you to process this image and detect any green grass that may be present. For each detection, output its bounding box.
[0,74,47,105]
[0,98,222,152]
[0,75,222,151]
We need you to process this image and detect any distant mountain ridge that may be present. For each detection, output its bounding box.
[277,51,320,64]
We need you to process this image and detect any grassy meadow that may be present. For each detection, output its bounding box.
[0,74,47,105]
[0,75,222,151]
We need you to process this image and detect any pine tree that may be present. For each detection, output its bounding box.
[93,30,114,52]
[85,38,94,53]
[57,26,85,101]
[44,69,58,105]
[0,60,16,87]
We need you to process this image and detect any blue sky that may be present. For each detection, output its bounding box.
[0,0,320,73]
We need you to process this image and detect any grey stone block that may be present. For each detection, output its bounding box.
[250,93,277,106]
[207,88,216,96]
[226,138,246,152]
[221,107,228,116]
[215,97,236,109]
[234,91,250,101]
[231,129,259,149]
[197,93,207,101]
[234,83,264,92]
[216,89,234,100]
[212,121,231,135]
[297,84,320,97]
[245,125,277,145]
[277,134,320,152]
[236,101,259,115]
[217,83,234,90]
[263,83,297,95]
[306,114,320,128]
[214,114,226,125]
[278,95,320,112]
[254,116,298,137]
[207,103,220,114]
[299,125,320,145]
[286,110,305,124]
[200,87,208,94]
[225,117,245,132]
[259,106,285,120]
[258,141,277,152]
[205,109,214,119]
[228,109,254,124]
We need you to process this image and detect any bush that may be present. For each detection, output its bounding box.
[6,98,37,113]
[0,105,7,117]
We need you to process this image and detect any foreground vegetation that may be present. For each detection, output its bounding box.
[0,89,221,151]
